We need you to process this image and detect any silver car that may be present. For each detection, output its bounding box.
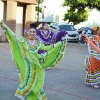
[50,23,79,42]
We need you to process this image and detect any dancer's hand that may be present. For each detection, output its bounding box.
[0,21,6,30]
[0,21,3,26]
[61,36,66,40]
[61,31,67,40]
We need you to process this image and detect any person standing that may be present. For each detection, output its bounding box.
[0,21,66,100]
[85,26,100,88]
[35,23,67,54]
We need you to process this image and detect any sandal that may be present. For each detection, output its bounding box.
[93,85,99,89]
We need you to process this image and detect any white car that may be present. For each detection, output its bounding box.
[50,22,79,42]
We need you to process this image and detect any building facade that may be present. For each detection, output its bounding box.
[0,0,37,41]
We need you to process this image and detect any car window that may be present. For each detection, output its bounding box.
[59,25,76,31]
[50,25,54,29]
[55,25,60,30]
[50,24,56,29]
[51,24,57,30]
[50,23,58,28]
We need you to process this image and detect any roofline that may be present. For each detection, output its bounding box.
[2,0,37,5]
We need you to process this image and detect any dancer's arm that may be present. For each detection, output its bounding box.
[0,21,17,41]
[0,21,26,74]
[89,38,100,53]
[81,34,88,44]
[39,35,66,51]
[42,39,66,69]
[55,31,67,43]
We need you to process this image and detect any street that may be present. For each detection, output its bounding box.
[0,42,100,100]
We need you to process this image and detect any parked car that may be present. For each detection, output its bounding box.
[50,22,79,42]
[77,27,94,43]
[77,27,93,35]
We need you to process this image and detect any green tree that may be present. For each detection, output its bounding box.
[77,0,100,10]
[64,8,88,25]
[63,0,100,25]
[36,0,44,22]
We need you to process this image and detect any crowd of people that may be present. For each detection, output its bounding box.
[0,21,100,100]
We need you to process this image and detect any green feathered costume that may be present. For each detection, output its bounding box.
[0,21,66,100]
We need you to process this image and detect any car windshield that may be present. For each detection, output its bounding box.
[59,25,76,31]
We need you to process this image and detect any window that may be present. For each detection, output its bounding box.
[59,25,76,31]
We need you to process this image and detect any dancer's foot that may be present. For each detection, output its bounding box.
[92,85,99,89]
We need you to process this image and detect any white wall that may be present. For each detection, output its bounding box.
[41,0,67,22]
[0,1,6,41]
[16,6,23,37]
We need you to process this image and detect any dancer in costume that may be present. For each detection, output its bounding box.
[34,23,67,54]
[0,21,66,100]
[37,23,67,45]
[36,23,55,46]
[84,26,100,88]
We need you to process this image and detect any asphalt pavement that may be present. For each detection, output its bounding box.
[0,42,100,100]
